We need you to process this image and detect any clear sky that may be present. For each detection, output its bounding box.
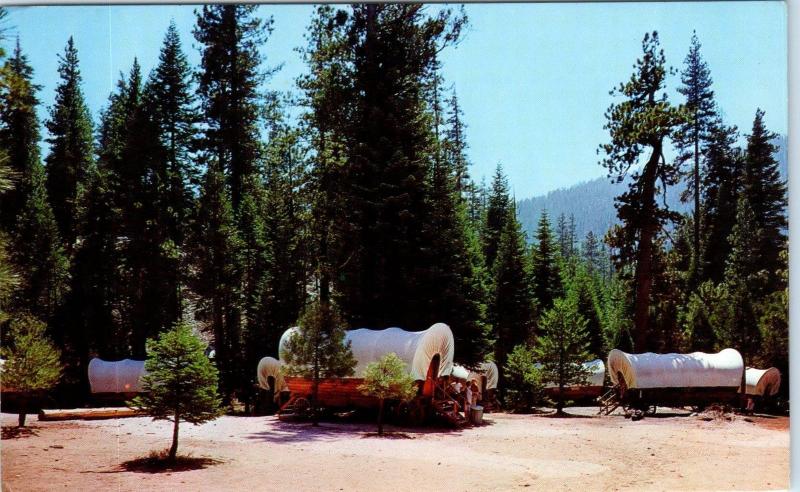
[4,2,788,199]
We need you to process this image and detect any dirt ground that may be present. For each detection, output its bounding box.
[0,407,788,491]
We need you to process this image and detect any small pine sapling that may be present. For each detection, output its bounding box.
[0,314,62,427]
[358,353,417,435]
[130,322,222,461]
[534,298,592,415]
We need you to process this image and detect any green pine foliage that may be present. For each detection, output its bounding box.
[530,210,561,311]
[130,322,222,461]
[742,109,787,293]
[44,37,94,249]
[1,314,63,426]
[194,4,272,211]
[491,203,535,384]
[533,298,592,414]
[675,32,717,286]
[193,160,242,401]
[358,352,417,435]
[700,123,743,284]
[281,300,356,425]
[0,41,68,320]
[482,164,510,272]
[503,344,545,412]
[600,31,686,351]
[565,265,604,359]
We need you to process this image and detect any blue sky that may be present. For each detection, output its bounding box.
[4,2,788,199]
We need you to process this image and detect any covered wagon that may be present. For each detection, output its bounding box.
[277,323,460,424]
[604,348,743,413]
[87,358,147,403]
[543,359,606,402]
[254,356,290,414]
[740,367,781,411]
[464,361,499,411]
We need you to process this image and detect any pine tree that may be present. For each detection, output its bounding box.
[296,5,353,307]
[503,344,545,412]
[260,124,309,362]
[444,90,470,193]
[142,22,199,330]
[482,164,510,273]
[530,210,561,311]
[1,314,63,427]
[0,41,68,320]
[490,203,535,384]
[281,300,356,425]
[44,37,94,250]
[358,352,417,435]
[193,160,242,401]
[675,32,716,287]
[566,266,604,359]
[130,322,222,461]
[599,32,685,350]
[742,109,787,294]
[323,4,466,329]
[700,122,742,284]
[194,5,272,212]
[582,231,601,275]
[424,71,490,366]
[533,298,591,415]
[721,197,763,369]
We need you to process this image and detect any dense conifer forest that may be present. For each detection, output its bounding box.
[0,5,788,405]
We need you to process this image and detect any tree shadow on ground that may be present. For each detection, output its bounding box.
[2,425,39,439]
[118,450,223,474]
[245,416,490,444]
[361,431,414,439]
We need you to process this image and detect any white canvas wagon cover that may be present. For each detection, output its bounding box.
[88,358,147,393]
[607,349,743,389]
[257,356,289,392]
[467,361,499,390]
[279,323,454,381]
[743,367,781,396]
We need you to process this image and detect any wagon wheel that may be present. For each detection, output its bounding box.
[407,400,426,426]
[293,397,311,418]
[394,401,411,424]
[645,405,657,416]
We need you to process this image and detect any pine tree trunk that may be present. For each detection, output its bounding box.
[169,411,180,461]
[632,146,662,351]
[18,397,27,427]
[378,398,385,435]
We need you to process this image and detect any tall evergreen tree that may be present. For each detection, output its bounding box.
[194,5,272,212]
[700,122,742,284]
[325,4,466,329]
[582,231,601,275]
[425,90,490,366]
[193,160,242,401]
[530,210,561,311]
[44,37,94,250]
[742,109,787,293]
[139,22,200,334]
[599,32,685,350]
[720,197,763,369]
[482,164,510,273]
[0,41,68,320]
[566,266,603,359]
[444,90,469,193]
[490,203,535,382]
[675,32,716,287]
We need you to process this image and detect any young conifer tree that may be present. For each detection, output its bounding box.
[281,300,356,426]
[1,314,63,427]
[130,322,222,461]
[533,298,591,415]
[358,353,416,435]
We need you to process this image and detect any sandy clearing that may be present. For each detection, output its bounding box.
[1,408,788,492]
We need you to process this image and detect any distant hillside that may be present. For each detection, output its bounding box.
[517,135,788,243]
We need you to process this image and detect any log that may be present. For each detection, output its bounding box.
[38,407,145,421]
